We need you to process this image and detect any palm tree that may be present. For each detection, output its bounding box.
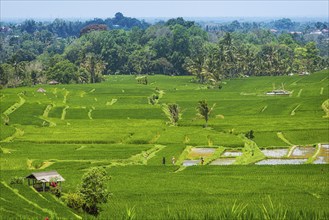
[81,53,105,83]
[184,57,205,83]
[162,103,181,126]
[196,100,215,127]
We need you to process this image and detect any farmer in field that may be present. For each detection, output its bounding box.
[172,156,176,165]
[201,157,204,165]
[162,157,166,165]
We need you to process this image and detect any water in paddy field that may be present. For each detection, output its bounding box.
[314,144,329,164]
[261,149,288,157]
[290,146,316,158]
[222,150,242,157]
[188,148,216,158]
[255,159,307,165]
[182,160,201,166]
[314,157,327,164]
[322,144,329,149]
[210,158,236,165]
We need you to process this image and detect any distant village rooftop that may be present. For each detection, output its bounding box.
[48,80,59,85]
[37,88,46,93]
[266,90,291,95]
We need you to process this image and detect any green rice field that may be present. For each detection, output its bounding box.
[0,70,328,219]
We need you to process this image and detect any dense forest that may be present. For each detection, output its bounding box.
[0,13,328,87]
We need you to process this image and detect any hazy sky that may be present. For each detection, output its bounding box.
[1,0,328,19]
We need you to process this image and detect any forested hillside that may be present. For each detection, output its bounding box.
[1,14,328,87]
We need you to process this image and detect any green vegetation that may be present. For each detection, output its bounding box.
[79,167,110,215]
[1,16,329,88]
[196,100,216,127]
[162,103,182,126]
[0,70,328,219]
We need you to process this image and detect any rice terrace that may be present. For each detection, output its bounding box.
[1,0,329,219]
[1,70,329,219]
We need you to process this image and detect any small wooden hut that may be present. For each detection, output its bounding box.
[26,170,65,192]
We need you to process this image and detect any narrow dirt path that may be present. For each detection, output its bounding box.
[260,105,268,113]
[42,104,53,118]
[287,145,297,157]
[109,145,166,167]
[88,109,93,119]
[308,143,322,163]
[87,107,95,120]
[297,89,303,97]
[321,99,329,118]
[3,94,26,116]
[291,104,301,116]
[0,127,24,142]
[277,132,294,146]
[63,90,69,104]
[61,106,69,120]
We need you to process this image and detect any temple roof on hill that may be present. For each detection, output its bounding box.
[26,171,65,182]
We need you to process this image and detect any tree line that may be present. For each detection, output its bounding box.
[0,14,328,88]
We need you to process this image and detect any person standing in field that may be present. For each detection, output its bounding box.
[162,157,166,165]
[172,156,176,165]
[201,157,204,165]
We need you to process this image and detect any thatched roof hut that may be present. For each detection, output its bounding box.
[26,170,65,192]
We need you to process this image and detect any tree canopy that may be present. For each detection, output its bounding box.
[0,14,328,88]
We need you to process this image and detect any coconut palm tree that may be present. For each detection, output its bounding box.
[196,100,215,127]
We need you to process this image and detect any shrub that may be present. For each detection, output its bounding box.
[10,176,24,184]
[162,103,182,126]
[136,75,148,85]
[148,94,159,105]
[31,159,44,169]
[245,130,255,140]
[79,167,110,215]
[50,185,61,197]
[63,192,85,211]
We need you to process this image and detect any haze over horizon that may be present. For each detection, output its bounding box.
[1,0,328,21]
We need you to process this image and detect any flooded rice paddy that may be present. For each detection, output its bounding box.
[313,157,327,164]
[261,149,288,157]
[188,148,216,158]
[290,146,316,158]
[314,144,329,164]
[182,145,328,166]
[222,150,243,157]
[182,160,200,166]
[210,158,236,165]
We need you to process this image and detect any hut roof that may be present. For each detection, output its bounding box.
[37,88,46,93]
[26,170,65,182]
[49,80,59,85]
[266,90,290,95]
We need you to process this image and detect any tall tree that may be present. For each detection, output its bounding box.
[81,53,105,83]
[47,59,78,84]
[196,100,216,127]
[79,167,110,215]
